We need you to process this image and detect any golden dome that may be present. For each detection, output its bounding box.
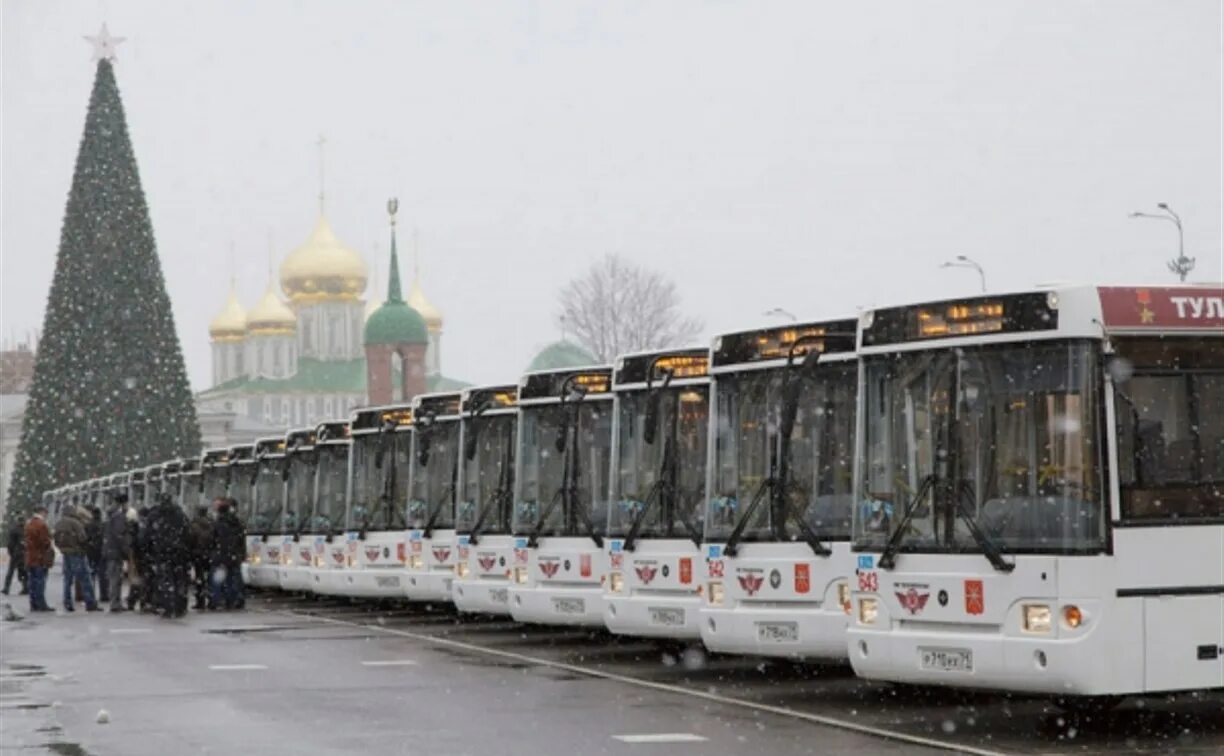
[407,278,442,330]
[280,215,367,302]
[247,282,297,334]
[208,283,247,341]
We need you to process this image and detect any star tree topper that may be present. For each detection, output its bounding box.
[84,24,125,62]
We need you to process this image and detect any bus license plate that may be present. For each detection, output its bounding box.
[553,597,585,615]
[375,576,401,588]
[489,588,509,604]
[756,622,799,643]
[919,647,973,673]
[649,607,685,627]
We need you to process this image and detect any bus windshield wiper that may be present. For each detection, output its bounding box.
[877,474,936,570]
[721,476,774,558]
[421,480,457,539]
[774,482,832,557]
[466,486,509,546]
[525,487,566,548]
[953,481,1014,573]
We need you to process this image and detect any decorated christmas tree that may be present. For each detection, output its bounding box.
[5,28,200,526]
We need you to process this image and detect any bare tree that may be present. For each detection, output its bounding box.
[557,254,704,362]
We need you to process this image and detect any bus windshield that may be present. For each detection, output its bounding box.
[253,458,286,533]
[705,365,856,543]
[408,422,460,530]
[199,471,225,508]
[181,474,200,512]
[1112,337,1224,520]
[855,341,1105,554]
[456,414,517,534]
[311,445,348,534]
[229,465,255,525]
[285,451,318,534]
[512,402,612,538]
[350,431,410,532]
[609,387,709,539]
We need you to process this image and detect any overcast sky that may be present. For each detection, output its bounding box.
[3,1,1221,391]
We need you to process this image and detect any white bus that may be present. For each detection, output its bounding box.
[848,285,1223,703]
[337,405,412,598]
[278,428,319,593]
[453,385,520,615]
[228,444,256,583]
[403,392,464,603]
[246,436,288,589]
[702,320,859,658]
[304,420,351,594]
[604,349,710,640]
[508,366,614,627]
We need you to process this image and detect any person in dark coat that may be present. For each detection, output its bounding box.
[53,506,100,612]
[189,505,213,610]
[85,505,108,604]
[23,506,54,612]
[102,493,132,612]
[210,498,246,610]
[146,493,191,617]
[128,507,155,612]
[3,519,27,596]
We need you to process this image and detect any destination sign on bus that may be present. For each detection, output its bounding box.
[713,319,857,367]
[461,386,518,414]
[316,421,351,443]
[615,350,708,386]
[520,367,613,400]
[862,292,1057,346]
[352,406,413,432]
[417,393,462,419]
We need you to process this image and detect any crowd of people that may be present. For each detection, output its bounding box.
[4,495,249,619]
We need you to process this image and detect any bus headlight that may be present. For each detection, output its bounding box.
[1023,604,1052,633]
[313,556,324,568]
[858,597,878,625]
[409,554,424,570]
[346,555,355,568]
[1062,604,1083,629]
[609,572,624,593]
[456,561,469,579]
[708,581,724,606]
[514,567,529,584]
[249,555,261,565]
[837,581,851,614]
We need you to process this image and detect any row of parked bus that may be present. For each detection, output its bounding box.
[44,284,1223,705]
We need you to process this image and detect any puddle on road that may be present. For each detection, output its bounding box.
[201,623,318,635]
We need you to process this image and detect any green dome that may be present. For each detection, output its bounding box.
[364,301,428,346]
[527,340,597,372]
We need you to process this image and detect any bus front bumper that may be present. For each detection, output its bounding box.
[604,592,702,640]
[402,569,455,602]
[452,576,513,615]
[246,563,280,589]
[700,603,850,660]
[327,567,409,598]
[277,566,312,593]
[509,584,607,627]
[847,625,1111,696]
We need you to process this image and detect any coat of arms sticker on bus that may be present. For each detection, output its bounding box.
[964,579,985,615]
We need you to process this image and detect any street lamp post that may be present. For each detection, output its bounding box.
[940,255,986,293]
[763,307,797,322]
[1129,203,1195,282]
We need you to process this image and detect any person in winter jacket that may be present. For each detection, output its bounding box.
[23,506,54,612]
[85,505,107,603]
[210,498,246,610]
[130,506,156,613]
[53,506,99,612]
[3,519,27,596]
[102,493,132,611]
[189,505,213,610]
[147,493,192,617]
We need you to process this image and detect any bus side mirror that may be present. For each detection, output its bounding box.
[465,431,479,462]
[1135,419,1164,486]
[554,426,568,454]
[281,465,290,483]
[417,436,431,467]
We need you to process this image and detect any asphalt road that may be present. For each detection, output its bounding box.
[1,586,1220,756]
